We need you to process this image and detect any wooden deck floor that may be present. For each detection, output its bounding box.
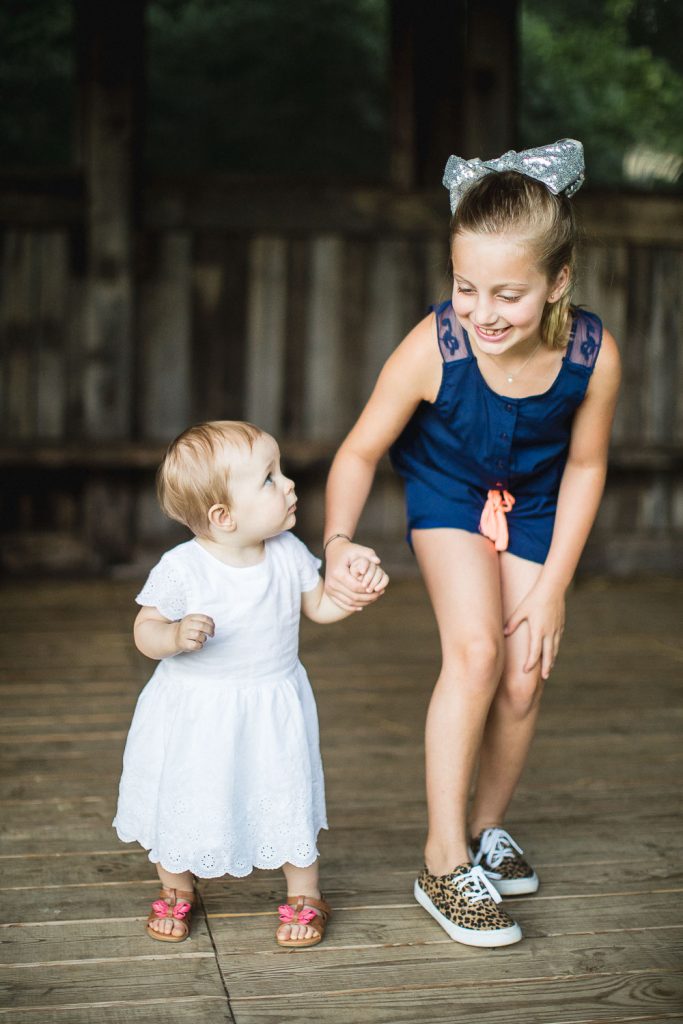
[1,575,682,1023]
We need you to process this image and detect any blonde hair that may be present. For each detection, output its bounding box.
[449,171,577,350]
[157,420,264,538]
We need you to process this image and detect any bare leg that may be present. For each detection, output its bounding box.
[277,860,322,942]
[412,529,505,876]
[149,864,195,938]
[470,551,545,835]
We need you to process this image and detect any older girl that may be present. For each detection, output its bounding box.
[323,141,621,946]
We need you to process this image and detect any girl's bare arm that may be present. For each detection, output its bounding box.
[324,313,441,609]
[505,328,622,677]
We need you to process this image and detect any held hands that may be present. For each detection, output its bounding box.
[349,556,390,595]
[504,584,565,680]
[324,538,389,612]
[173,614,215,653]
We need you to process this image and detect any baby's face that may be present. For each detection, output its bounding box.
[224,433,297,541]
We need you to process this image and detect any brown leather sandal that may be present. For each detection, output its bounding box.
[276,894,331,949]
[146,886,195,943]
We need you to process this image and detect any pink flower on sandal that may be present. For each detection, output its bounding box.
[278,904,317,924]
[151,898,191,920]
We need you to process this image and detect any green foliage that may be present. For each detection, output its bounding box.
[146,0,389,177]
[0,1,74,169]
[521,0,683,188]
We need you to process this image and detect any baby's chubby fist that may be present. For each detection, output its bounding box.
[349,556,390,598]
[173,613,215,653]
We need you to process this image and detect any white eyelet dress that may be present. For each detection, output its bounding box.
[112,531,327,878]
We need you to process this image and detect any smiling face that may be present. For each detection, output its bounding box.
[220,433,297,543]
[451,230,568,357]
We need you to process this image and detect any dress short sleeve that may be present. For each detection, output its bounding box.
[282,532,322,592]
[136,553,188,621]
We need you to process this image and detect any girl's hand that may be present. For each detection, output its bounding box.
[504,585,565,680]
[349,557,390,596]
[324,539,382,612]
[173,614,215,653]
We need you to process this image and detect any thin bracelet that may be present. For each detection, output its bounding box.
[323,532,352,555]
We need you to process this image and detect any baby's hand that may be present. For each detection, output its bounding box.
[173,613,215,653]
[349,557,390,598]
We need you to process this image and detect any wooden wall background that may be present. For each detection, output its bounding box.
[1,183,682,575]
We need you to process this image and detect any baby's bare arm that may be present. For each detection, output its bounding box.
[134,606,215,660]
[302,565,389,624]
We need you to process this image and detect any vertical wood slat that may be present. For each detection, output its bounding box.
[622,246,652,445]
[361,238,418,402]
[647,248,683,444]
[139,231,192,442]
[76,0,144,442]
[282,238,310,437]
[192,234,249,425]
[304,236,345,440]
[35,232,69,440]
[1,232,38,439]
[575,243,629,443]
[245,236,287,434]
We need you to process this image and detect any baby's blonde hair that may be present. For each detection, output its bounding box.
[450,170,578,350]
[157,420,264,538]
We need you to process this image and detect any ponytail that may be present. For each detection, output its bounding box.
[542,291,573,351]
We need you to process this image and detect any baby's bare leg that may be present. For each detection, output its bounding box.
[149,864,195,937]
[277,861,321,942]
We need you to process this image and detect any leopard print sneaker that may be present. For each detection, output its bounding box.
[414,863,522,947]
[469,827,539,896]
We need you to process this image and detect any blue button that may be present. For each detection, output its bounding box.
[505,403,513,413]
[501,432,508,440]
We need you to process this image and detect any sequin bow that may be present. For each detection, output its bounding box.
[278,904,317,924]
[480,489,515,552]
[443,139,585,213]
[151,898,191,920]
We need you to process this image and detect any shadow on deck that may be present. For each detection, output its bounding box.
[1,576,682,1023]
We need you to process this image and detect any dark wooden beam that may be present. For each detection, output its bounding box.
[462,0,518,159]
[389,0,518,189]
[74,0,145,440]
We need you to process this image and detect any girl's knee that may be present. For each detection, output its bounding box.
[497,671,545,717]
[441,634,504,690]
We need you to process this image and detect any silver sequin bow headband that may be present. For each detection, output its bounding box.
[442,138,585,214]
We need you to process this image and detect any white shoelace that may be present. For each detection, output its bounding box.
[473,827,523,870]
[454,865,502,904]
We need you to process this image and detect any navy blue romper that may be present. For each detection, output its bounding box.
[390,301,603,565]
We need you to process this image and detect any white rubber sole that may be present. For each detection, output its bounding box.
[488,871,540,896]
[413,881,522,947]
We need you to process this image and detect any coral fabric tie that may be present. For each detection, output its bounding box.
[480,490,515,551]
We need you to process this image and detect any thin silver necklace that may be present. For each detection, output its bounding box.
[480,339,543,384]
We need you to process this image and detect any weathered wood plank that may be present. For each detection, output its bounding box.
[192,232,249,423]
[35,231,69,439]
[303,236,346,440]
[213,928,683,999]
[0,1000,232,1024]
[244,236,287,434]
[1,232,37,439]
[0,957,227,1010]
[138,231,192,442]
[0,1002,232,1024]
[227,972,683,1024]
